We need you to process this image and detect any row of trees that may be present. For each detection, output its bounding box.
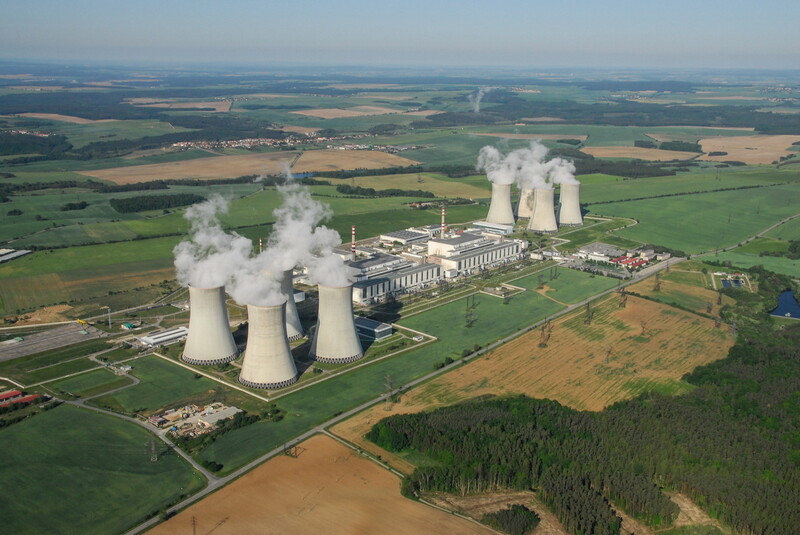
[109,193,205,213]
[335,184,435,198]
[369,266,799,535]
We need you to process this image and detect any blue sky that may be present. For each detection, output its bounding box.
[1,0,797,69]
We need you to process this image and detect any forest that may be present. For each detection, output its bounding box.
[368,267,799,535]
[109,193,206,213]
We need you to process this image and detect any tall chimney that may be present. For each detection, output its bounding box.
[182,286,239,365]
[441,205,447,235]
[238,301,299,389]
[351,225,356,260]
[309,284,363,364]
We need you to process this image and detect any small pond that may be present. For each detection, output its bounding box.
[771,290,800,319]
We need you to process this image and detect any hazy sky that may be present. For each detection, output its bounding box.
[1,0,798,69]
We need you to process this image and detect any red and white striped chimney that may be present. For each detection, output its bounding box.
[441,205,447,235]
[258,237,263,254]
[351,225,356,259]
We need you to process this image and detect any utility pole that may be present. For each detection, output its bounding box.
[150,438,158,462]
[101,305,111,327]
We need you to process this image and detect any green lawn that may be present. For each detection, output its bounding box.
[0,338,110,382]
[734,237,790,255]
[0,404,205,535]
[49,368,133,398]
[709,251,800,277]
[592,183,800,254]
[513,268,620,304]
[766,216,800,241]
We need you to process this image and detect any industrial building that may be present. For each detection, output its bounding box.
[348,252,441,304]
[354,317,393,341]
[427,233,526,276]
[138,326,189,347]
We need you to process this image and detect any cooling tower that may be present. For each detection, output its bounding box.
[182,286,239,365]
[309,284,363,364]
[516,188,535,219]
[527,188,558,233]
[239,302,299,389]
[485,183,515,225]
[558,183,583,226]
[280,269,304,341]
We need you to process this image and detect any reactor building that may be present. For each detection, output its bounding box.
[309,284,364,364]
[238,301,299,389]
[182,285,239,365]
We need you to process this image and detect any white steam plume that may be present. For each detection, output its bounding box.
[468,87,492,113]
[173,195,254,289]
[477,141,580,189]
[226,256,284,307]
[256,183,351,287]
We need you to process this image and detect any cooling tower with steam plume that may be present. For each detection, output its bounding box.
[485,183,516,225]
[516,188,535,218]
[182,286,239,365]
[309,284,363,364]
[279,269,303,341]
[527,188,558,233]
[238,301,299,389]
[558,183,583,226]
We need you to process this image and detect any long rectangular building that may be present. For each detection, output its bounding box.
[348,253,441,304]
[427,233,526,276]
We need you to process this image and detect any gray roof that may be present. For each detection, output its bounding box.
[431,232,484,246]
[381,229,427,241]
[355,317,392,331]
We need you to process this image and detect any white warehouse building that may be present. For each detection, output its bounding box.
[348,252,441,304]
[427,233,527,275]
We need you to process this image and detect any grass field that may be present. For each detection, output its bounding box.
[150,434,492,535]
[0,404,205,535]
[708,250,800,277]
[48,368,133,398]
[733,237,791,255]
[767,216,800,241]
[0,338,110,383]
[512,267,620,304]
[332,294,733,473]
[628,277,733,316]
[592,183,800,253]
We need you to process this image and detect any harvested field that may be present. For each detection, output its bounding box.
[128,99,232,112]
[427,491,568,535]
[348,172,489,199]
[473,133,588,141]
[699,135,800,164]
[582,146,699,161]
[11,304,73,325]
[147,434,492,535]
[15,113,115,124]
[521,117,565,122]
[333,295,732,470]
[77,149,419,184]
[281,125,320,135]
[291,105,403,119]
[403,109,443,116]
[627,276,733,316]
[326,83,400,89]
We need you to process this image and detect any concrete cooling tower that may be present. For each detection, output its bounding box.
[558,183,583,226]
[279,269,304,341]
[309,284,363,364]
[516,188,535,219]
[238,302,299,389]
[182,286,239,365]
[485,183,515,226]
[527,188,558,233]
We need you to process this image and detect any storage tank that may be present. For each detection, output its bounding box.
[485,183,515,226]
[309,284,363,364]
[558,183,583,226]
[516,187,535,219]
[182,286,239,365]
[527,188,558,233]
[238,301,299,389]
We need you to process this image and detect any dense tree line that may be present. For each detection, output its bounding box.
[659,140,703,153]
[0,132,72,156]
[369,267,799,535]
[481,504,540,535]
[335,184,435,198]
[109,193,205,213]
[316,165,424,179]
[59,201,88,211]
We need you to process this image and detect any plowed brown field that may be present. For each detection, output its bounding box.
[146,434,493,535]
[699,135,800,164]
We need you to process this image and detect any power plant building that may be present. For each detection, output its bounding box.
[238,302,299,389]
[182,286,239,366]
[310,284,364,363]
[348,252,441,304]
[427,233,526,276]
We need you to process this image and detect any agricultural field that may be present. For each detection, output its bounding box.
[627,271,734,316]
[699,135,800,164]
[581,146,699,161]
[0,404,205,535]
[710,250,799,277]
[591,183,800,253]
[343,172,490,199]
[512,267,620,304]
[148,434,493,535]
[0,337,111,384]
[767,216,800,241]
[332,294,733,471]
[48,368,133,398]
[88,355,258,416]
[77,149,420,184]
